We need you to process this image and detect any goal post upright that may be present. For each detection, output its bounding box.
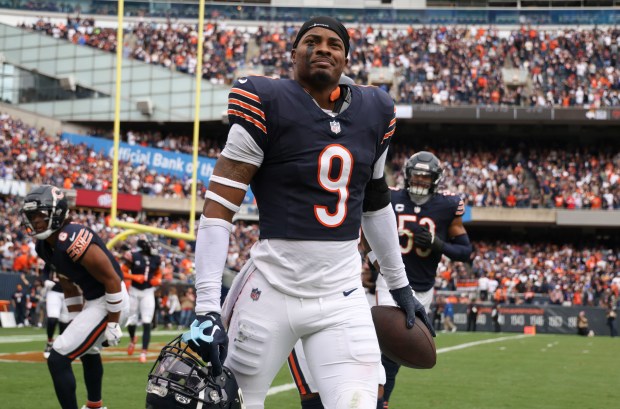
[109,0,209,243]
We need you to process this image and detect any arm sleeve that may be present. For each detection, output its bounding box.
[194,217,233,315]
[221,123,264,167]
[361,204,409,290]
[440,233,473,263]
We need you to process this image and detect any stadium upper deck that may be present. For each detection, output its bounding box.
[3,1,620,25]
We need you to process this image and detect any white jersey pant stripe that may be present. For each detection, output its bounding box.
[225,261,380,409]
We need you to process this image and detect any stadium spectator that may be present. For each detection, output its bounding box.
[466,298,479,331]
[606,305,617,337]
[492,302,501,333]
[442,297,457,333]
[11,283,29,327]
[577,310,591,336]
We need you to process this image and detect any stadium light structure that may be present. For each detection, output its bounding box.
[109,0,208,242]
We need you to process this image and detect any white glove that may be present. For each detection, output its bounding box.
[103,322,123,347]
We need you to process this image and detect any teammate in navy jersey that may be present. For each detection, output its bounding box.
[181,16,428,409]
[20,185,129,409]
[289,151,472,409]
[124,237,162,363]
[376,151,473,408]
[42,263,71,359]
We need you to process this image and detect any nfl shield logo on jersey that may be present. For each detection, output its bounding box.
[330,120,341,134]
[250,288,261,301]
[414,206,422,214]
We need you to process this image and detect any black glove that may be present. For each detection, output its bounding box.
[182,312,228,375]
[414,226,444,253]
[390,286,436,337]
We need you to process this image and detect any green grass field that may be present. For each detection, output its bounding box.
[0,327,617,408]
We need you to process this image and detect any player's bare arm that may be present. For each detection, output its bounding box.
[448,216,467,239]
[80,244,123,323]
[203,156,258,221]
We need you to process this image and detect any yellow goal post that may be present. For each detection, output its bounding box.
[107,0,209,246]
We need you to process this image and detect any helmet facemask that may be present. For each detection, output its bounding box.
[21,205,62,240]
[20,185,69,240]
[404,152,442,205]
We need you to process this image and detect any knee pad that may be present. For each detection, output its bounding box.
[227,318,272,376]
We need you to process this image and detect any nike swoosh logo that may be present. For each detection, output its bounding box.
[343,288,358,297]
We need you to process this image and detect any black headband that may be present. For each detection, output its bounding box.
[292,16,350,57]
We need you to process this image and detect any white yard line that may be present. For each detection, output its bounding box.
[267,334,531,396]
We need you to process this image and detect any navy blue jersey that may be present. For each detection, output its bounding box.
[128,251,161,290]
[391,189,465,292]
[35,223,123,300]
[228,77,396,240]
[42,263,63,293]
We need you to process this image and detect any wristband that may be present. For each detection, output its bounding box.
[105,291,124,313]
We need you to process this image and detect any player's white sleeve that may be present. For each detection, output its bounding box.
[221,123,264,166]
[194,216,233,315]
[195,123,263,314]
[362,204,409,290]
[371,148,388,179]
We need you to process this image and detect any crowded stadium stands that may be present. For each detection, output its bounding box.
[21,18,620,106]
[0,2,618,339]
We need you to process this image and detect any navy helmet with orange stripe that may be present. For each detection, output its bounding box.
[146,335,244,409]
[20,185,69,240]
[404,151,443,205]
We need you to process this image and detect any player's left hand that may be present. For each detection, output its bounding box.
[414,226,444,253]
[390,286,436,337]
[103,322,123,347]
[182,313,228,376]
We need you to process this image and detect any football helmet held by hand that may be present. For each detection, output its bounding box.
[146,335,244,409]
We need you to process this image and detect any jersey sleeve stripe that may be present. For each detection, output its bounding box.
[228,109,268,134]
[456,200,465,216]
[229,98,266,120]
[382,128,395,141]
[230,87,261,103]
[67,229,93,262]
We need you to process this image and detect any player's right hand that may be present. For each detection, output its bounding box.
[413,226,433,249]
[103,322,123,347]
[182,313,228,375]
[389,286,436,336]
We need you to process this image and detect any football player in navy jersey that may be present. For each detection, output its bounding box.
[375,151,472,408]
[20,185,130,409]
[289,151,472,409]
[181,16,428,409]
[124,237,162,363]
[42,263,71,359]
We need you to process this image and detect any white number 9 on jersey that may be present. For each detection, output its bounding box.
[314,144,353,227]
